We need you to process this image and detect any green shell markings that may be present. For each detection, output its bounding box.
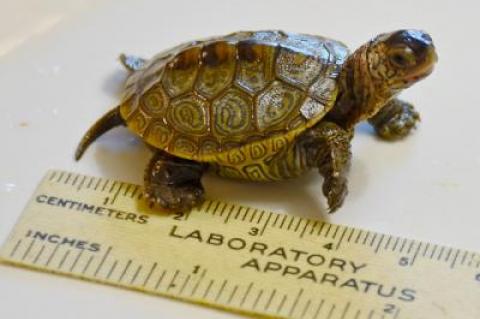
[119,30,346,161]
[77,29,438,213]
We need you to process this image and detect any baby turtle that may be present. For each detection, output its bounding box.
[75,30,437,212]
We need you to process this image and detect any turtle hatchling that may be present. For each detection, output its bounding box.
[75,30,437,212]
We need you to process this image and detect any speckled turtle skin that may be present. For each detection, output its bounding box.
[120,31,347,181]
[76,30,437,212]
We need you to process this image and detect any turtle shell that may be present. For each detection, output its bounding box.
[119,30,349,162]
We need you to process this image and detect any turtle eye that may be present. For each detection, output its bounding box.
[389,47,416,68]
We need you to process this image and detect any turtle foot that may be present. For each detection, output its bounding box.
[144,183,205,212]
[370,99,420,140]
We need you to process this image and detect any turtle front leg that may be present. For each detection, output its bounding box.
[368,99,420,140]
[298,122,353,213]
[144,151,207,211]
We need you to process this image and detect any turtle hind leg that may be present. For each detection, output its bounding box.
[119,54,146,72]
[297,122,353,213]
[368,99,420,140]
[74,107,124,160]
[144,152,207,212]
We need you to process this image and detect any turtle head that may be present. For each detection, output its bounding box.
[326,29,437,127]
[370,29,437,90]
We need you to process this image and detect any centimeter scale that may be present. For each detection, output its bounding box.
[1,170,479,319]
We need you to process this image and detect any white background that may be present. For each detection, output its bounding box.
[0,0,479,318]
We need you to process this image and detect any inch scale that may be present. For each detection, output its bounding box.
[1,170,479,319]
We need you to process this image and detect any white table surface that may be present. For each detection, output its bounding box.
[0,0,478,318]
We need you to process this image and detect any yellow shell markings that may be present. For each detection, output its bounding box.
[119,31,349,168]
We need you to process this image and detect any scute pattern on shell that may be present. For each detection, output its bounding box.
[119,30,349,167]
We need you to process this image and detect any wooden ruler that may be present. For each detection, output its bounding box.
[1,170,479,319]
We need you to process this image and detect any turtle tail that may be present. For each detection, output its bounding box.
[74,106,125,160]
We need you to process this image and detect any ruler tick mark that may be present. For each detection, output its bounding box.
[422,242,430,257]
[252,289,264,310]
[46,244,60,267]
[369,233,378,247]
[313,299,325,319]
[94,246,112,277]
[64,173,72,185]
[190,269,206,297]
[260,212,273,236]
[354,230,363,244]
[249,209,258,223]
[300,220,311,238]
[286,215,295,230]
[58,250,70,269]
[444,247,453,262]
[437,246,445,261]
[294,217,303,232]
[179,275,191,294]
[240,282,253,307]
[143,262,157,287]
[9,239,22,258]
[309,221,319,235]
[288,288,303,317]
[340,301,350,319]
[56,171,64,183]
[326,304,336,319]
[450,249,460,268]
[81,255,94,274]
[374,234,385,253]
[76,176,86,191]
[227,285,239,304]
[223,205,235,224]
[324,224,333,237]
[272,214,280,227]
[279,214,288,229]
[460,250,468,266]
[317,222,326,236]
[430,244,438,259]
[367,309,375,319]
[384,235,393,250]
[215,279,227,302]
[202,279,214,299]
[256,210,265,224]
[48,171,57,181]
[21,239,35,261]
[33,245,45,264]
[362,231,371,245]
[399,238,408,253]
[241,207,250,221]
[118,260,132,282]
[336,227,348,250]
[130,265,142,285]
[167,270,179,291]
[411,242,422,265]
[301,299,311,318]
[391,237,400,251]
[264,288,276,311]
[155,270,167,290]
[106,260,118,280]
[69,248,84,272]
[331,225,339,239]
[71,174,79,187]
[407,240,415,254]
[276,294,288,314]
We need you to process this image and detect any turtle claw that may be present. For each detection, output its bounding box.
[323,176,348,214]
[144,183,204,212]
